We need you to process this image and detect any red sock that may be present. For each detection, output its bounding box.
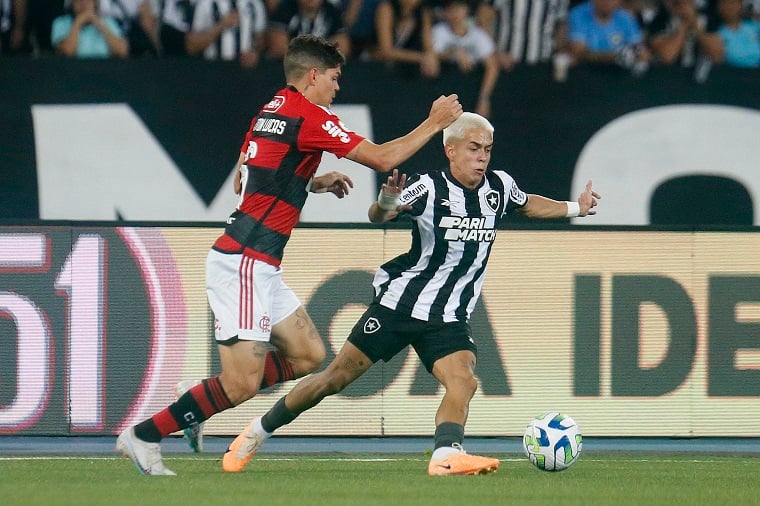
[260,350,296,390]
[134,376,233,442]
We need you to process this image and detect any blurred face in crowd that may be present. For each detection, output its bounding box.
[665,0,697,18]
[717,0,743,23]
[443,0,471,27]
[399,0,423,12]
[71,0,97,15]
[298,0,323,15]
[592,0,621,20]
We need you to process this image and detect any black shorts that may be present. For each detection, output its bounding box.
[347,303,477,373]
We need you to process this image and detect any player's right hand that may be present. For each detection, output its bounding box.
[430,94,463,130]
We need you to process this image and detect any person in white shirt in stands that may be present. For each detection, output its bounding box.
[98,0,162,56]
[432,0,500,119]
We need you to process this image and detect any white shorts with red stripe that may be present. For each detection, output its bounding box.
[206,249,301,342]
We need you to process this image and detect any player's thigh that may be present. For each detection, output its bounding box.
[270,306,325,361]
[413,321,477,376]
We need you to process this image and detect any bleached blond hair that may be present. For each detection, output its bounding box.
[442,112,494,145]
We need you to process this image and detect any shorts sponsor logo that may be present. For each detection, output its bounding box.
[363,317,381,334]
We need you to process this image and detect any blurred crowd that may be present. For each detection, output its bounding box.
[1,0,758,116]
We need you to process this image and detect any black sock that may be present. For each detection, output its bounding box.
[261,396,299,433]
[433,422,464,449]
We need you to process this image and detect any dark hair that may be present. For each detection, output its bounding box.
[283,35,346,81]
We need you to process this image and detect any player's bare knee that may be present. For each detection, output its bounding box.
[449,373,478,399]
[307,345,327,372]
[218,373,260,405]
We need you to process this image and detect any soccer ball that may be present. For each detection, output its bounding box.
[522,412,582,471]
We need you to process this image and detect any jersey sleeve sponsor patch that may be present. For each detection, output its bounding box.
[263,95,285,112]
[398,177,428,205]
[299,108,365,158]
[509,181,528,206]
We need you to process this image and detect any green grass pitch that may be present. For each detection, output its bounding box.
[1,452,758,505]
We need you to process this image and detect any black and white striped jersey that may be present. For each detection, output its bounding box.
[488,0,569,64]
[191,0,267,60]
[373,168,528,323]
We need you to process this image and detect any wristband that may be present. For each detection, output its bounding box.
[377,189,399,211]
[565,201,580,218]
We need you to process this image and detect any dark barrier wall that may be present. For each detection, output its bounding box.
[1,59,759,222]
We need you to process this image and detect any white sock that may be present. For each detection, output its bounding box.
[430,445,460,462]
[253,417,272,439]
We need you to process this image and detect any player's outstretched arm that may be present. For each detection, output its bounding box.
[368,169,412,223]
[520,180,600,219]
[345,95,463,172]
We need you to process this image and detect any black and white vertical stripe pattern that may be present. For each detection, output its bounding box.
[489,0,569,64]
[374,169,527,323]
[161,0,198,31]
[192,0,266,60]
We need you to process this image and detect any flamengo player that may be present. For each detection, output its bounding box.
[115,34,463,475]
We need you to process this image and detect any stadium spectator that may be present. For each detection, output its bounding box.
[646,0,722,66]
[432,0,499,117]
[115,34,463,476]
[1,0,31,54]
[25,0,66,54]
[159,0,196,55]
[267,0,351,58]
[221,112,600,476]
[343,0,380,55]
[187,0,268,67]
[714,0,760,66]
[51,0,129,57]
[568,0,651,74]
[475,0,571,70]
[372,0,440,77]
[98,0,161,56]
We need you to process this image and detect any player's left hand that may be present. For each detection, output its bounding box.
[578,180,601,216]
[313,171,354,198]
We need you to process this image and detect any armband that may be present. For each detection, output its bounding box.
[565,201,580,218]
[377,189,399,211]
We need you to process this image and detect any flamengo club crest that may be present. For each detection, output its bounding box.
[259,315,271,332]
[363,317,381,334]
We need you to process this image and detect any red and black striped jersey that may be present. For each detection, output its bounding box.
[213,86,366,266]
